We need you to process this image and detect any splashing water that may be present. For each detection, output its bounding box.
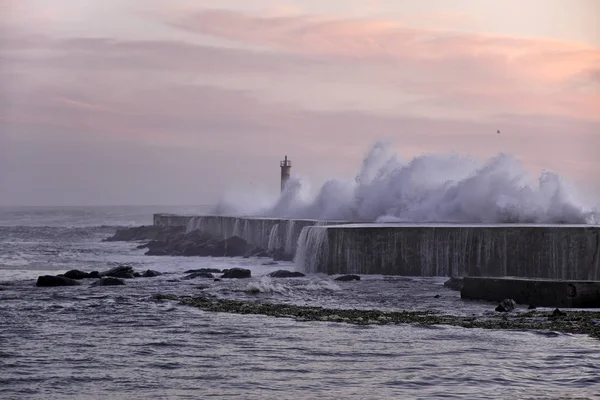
[213,143,599,224]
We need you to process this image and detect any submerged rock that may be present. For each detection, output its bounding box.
[142,269,162,278]
[184,268,222,274]
[101,265,135,279]
[335,275,361,282]
[183,272,215,280]
[36,275,81,287]
[92,277,125,286]
[221,268,251,279]
[60,269,92,280]
[267,270,305,278]
[495,299,516,312]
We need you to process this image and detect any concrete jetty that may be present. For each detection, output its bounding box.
[302,223,600,280]
[153,214,344,259]
[460,277,600,308]
[154,214,600,280]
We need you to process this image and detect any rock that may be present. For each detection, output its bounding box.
[244,247,270,258]
[103,225,185,242]
[214,236,249,257]
[221,268,251,279]
[267,270,306,278]
[61,269,91,280]
[92,277,125,286]
[528,304,537,310]
[89,271,100,279]
[552,308,567,317]
[142,269,162,278]
[36,275,81,287]
[272,247,294,262]
[214,278,221,282]
[495,299,516,312]
[184,268,222,274]
[335,274,360,282]
[434,294,441,298]
[443,278,464,291]
[183,272,214,280]
[101,265,135,279]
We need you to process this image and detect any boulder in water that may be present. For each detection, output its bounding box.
[221,268,251,279]
[267,270,306,278]
[92,277,126,286]
[495,299,516,312]
[142,269,162,278]
[183,272,215,280]
[334,274,360,282]
[36,275,81,287]
[184,268,222,274]
[60,269,92,280]
[101,265,135,279]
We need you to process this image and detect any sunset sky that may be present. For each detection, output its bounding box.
[1,0,599,206]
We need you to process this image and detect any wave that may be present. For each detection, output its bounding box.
[213,142,599,224]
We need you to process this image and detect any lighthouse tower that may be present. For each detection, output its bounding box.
[280,155,291,193]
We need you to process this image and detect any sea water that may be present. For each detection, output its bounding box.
[1,206,599,399]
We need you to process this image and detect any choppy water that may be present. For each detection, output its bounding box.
[1,206,599,399]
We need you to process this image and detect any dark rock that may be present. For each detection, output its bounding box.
[272,247,294,262]
[434,294,441,298]
[101,265,135,279]
[61,269,91,280]
[552,308,567,317]
[184,268,222,274]
[214,236,249,257]
[133,272,142,278]
[104,225,185,242]
[528,304,537,310]
[183,272,214,280]
[214,278,221,282]
[244,247,270,258]
[335,274,361,282]
[145,249,169,256]
[221,268,251,279]
[142,269,162,278]
[92,277,126,286]
[89,271,100,279]
[267,270,306,278]
[36,275,81,287]
[443,278,464,291]
[495,299,516,312]
[136,243,149,249]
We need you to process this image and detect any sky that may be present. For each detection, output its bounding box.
[0,0,598,206]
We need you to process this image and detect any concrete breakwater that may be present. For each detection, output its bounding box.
[153,214,343,259]
[154,215,600,280]
[298,223,600,280]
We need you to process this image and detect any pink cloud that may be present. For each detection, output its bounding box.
[166,9,599,119]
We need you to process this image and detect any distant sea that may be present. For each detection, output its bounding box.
[1,206,599,399]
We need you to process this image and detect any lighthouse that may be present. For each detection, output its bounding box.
[280,155,291,193]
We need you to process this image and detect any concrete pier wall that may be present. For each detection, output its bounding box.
[299,224,600,280]
[153,214,341,257]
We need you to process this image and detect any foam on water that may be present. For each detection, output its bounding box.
[213,142,599,224]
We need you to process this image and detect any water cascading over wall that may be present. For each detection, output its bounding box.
[156,214,345,257]
[295,224,600,279]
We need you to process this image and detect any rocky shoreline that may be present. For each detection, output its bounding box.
[154,294,600,340]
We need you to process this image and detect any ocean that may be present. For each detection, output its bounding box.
[1,206,599,399]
